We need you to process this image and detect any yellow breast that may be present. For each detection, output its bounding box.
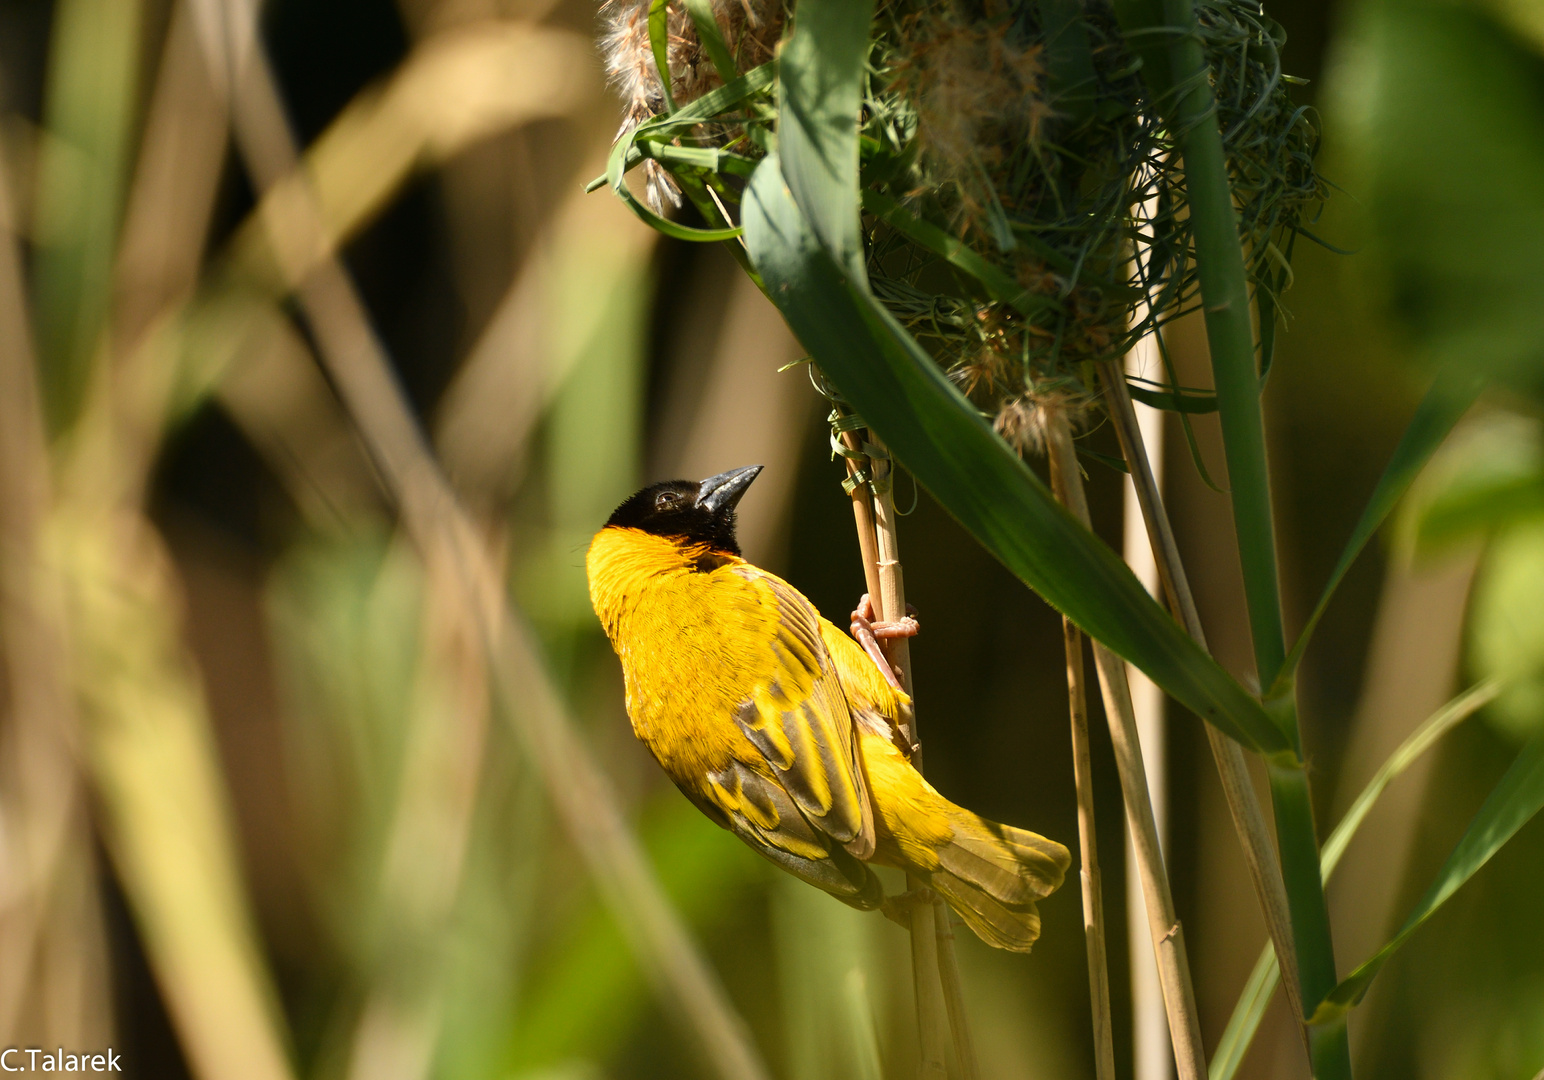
[587,527,759,781]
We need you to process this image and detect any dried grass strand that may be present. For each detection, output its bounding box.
[1052,566,1117,1079]
[1098,360,1307,1037]
[1044,405,1207,1080]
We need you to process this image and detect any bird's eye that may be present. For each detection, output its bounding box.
[655,492,681,511]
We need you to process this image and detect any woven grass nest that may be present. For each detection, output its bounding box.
[600,0,1326,451]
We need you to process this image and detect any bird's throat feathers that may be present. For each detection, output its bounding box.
[587,526,740,639]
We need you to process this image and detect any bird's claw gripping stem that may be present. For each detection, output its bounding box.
[879,886,936,929]
[850,593,918,692]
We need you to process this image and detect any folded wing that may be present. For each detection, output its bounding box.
[700,566,876,865]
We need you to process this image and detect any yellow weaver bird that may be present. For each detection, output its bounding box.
[587,465,1070,951]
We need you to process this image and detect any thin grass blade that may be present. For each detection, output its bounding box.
[1209,681,1503,1077]
[861,191,1057,317]
[1313,723,1544,1022]
[647,0,675,113]
[1275,368,1484,693]
[683,0,737,84]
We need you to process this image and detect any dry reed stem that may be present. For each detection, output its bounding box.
[62,508,297,1080]
[432,185,639,509]
[839,431,886,605]
[84,9,596,475]
[1097,361,1307,1033]
[212,23,771,1080]
[874,467,977,1080]
[111,4,232,365]
[932,908,978,1080]
[216,308,384,531]
[1043,410,1207,1080]
[840,434,947,1077]
[222,20,593,298]
[1051,585,1117,1079]
[868,442,977,1080]
[839,434,953,1075]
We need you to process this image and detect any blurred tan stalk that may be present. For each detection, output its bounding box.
[1327,544,1477,1068]
[342,543,493,1080]
[42,4,300,1079]
[204,12,773,1078]
[0,103,110,1053]
[1061,564,1117,1080]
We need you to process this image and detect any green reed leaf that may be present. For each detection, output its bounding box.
[647,0,675,113]
[775,0,873,280]
[743,155,1289,755]
[861,190,1058,317]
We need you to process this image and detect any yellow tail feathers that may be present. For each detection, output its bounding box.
[927,810,1071,953]
[857,724,1071,951]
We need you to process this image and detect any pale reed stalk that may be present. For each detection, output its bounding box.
[1055,555,1118,1080]
[1120,330,1172,1080]
[0,111,104,1051]
[837,431,953,1079]
[872,446,979,1080]
[1097,361,1306,1035]
[1043,407,1207,1080]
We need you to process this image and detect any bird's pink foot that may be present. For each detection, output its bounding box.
[879,887,935,929]
[849,593,919,691]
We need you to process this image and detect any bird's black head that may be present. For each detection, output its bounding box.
[605,465,764,557]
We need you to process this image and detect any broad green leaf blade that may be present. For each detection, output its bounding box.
[1208,681,1500,1080]
[1312,724,1544,1023]
[743,156,1289,755]
[1275,368,1482,692]
[775,0,873,279]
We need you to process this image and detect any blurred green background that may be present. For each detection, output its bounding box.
[0,0,1541,1078]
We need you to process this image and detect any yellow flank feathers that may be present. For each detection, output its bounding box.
[587,508,1070,953]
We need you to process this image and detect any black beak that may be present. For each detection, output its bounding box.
[696,465,763,515]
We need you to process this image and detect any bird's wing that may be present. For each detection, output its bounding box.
[690,760,881,908]
[708,565,876,860]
